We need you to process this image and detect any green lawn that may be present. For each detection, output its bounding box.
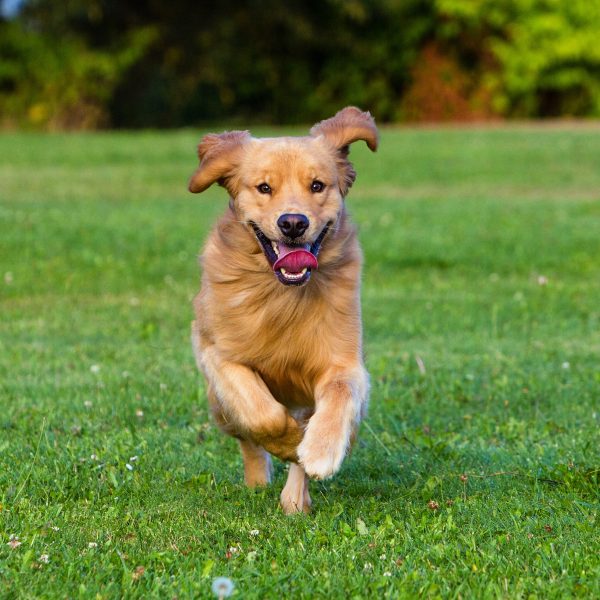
[1,125,599,599]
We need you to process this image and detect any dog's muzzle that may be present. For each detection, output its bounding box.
[251,222,331,286]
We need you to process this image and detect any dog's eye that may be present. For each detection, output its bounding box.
[257,183,272,194]
[310,180,325,193]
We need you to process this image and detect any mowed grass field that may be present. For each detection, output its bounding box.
[1,125,599,599]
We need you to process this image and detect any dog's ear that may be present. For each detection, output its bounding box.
[188,130,251,193]
[310,106,378,195]
[310,106,378,152]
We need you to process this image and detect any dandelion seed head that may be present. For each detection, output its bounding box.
[211,576,234,598]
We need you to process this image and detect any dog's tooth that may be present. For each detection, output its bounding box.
[281,268,287,275]
[271,241,279,255]
[301,268,307,275]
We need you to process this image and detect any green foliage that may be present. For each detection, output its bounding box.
[3,0,435,126]
[0,20,155,128]
[1,127,599,596]
[436,0,600,116]
[1,0,600,125]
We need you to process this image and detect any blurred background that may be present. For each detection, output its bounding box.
[1,0,600,129]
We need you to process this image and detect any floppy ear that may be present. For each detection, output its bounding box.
[188,130,251,193]
[310,106,378,195]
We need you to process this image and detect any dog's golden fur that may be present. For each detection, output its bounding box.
[189,107,378,513]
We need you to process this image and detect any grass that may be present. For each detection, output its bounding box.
[1,124,599,599]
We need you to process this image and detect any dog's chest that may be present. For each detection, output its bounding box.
[215,283,335,380]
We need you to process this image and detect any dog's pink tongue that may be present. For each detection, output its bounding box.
[273,242,318,272]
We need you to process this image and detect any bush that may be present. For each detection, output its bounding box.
[435,0,600,117]
[0,21,155,129]
[1,0,599,127]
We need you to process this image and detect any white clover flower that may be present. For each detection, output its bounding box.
[249,529,259,536]
[90,364,100,374]
[537,275,548,286]
[7,535,21,549]
[39,554,49,563]
[363,562,373,571]
[126,463,134,471]
[84,400,93,408]
[383,571,392,577]
[88,542,98,548]
[129,456,138,462]
[562,361,570,370]
[211,576,234,598]
[135,409,144,418]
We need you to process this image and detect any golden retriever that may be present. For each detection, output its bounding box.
[188,107,378,513]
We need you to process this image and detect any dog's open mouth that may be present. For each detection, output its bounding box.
[251,222,330,286]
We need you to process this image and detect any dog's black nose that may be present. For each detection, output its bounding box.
[277,213,309,239]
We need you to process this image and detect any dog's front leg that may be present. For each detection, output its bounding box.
[297,365,369,480]
[193,333,304,462]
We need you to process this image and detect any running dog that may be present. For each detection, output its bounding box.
[189,107,378,513]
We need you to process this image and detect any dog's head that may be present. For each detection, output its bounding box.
[188,107,378,286]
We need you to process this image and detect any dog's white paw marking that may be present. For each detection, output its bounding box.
[297,431,348,480]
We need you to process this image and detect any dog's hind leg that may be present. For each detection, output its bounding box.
[280,463,312,514]
[239,439,272,487]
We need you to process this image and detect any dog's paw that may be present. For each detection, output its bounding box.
[280,483,312,514]
[280,464,312,514]
[297,425,349,480]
